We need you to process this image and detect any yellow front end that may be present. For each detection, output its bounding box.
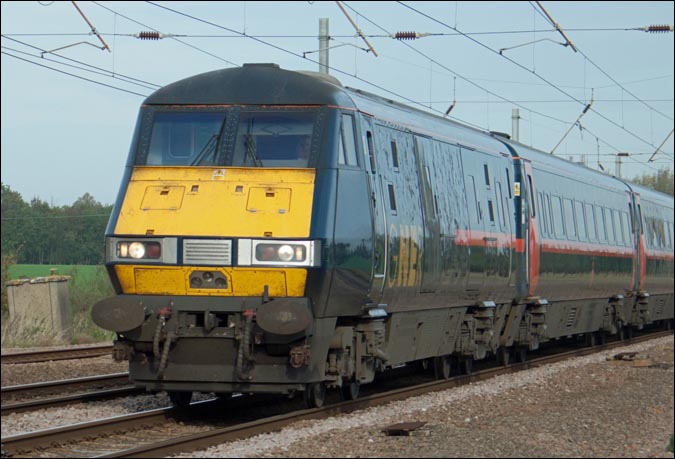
[111,166,316,297]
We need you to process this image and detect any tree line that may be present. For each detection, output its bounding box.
[1,169,673,265]
[1,183,113,265]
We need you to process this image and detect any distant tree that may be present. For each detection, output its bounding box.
[1,183,112,265]
[66,193,112,264]
[1,183,29,259]
[631,168,674,196]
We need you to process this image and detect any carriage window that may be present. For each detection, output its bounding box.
[546,194,554,235]
[537,192,547,235]
[483,164,491,187]
[231,110,316,167]
[527,175,536,218]
[612,210,624,244]
[387,183,397,214]
[339,114,359,166]
[423,165,436,218]
[606,209,616,243]
[468,176,481,223]
[595,206,607,242]
[585,203,597,241]
[655,218,666,248]
[487,200,495,225]
[552,196,564,238]
[563,198,576,239]
[391,141,400,171]
[499,183,508,229]
[145,112,226,166]
[575,201,587,241]
[620,211,630,245]
[366,131,376,173]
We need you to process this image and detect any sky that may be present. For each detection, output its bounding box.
[1,1,673,206]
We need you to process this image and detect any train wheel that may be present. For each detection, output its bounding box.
[433,356,452,380]
[168,391,192,408]
[617,321,626,340]
[596,331,607,345]
[516,346,527,363]
[497,347,511,366]
[340,380,360,401]
[304,382,326,408]
[460,356,473,375]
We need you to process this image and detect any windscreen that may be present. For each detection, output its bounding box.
[146,112,226,166]
[138,108,317,167]
[231,111,315,168]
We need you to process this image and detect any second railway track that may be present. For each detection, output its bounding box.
[1,344,113,365]
[2,330,671,458]
[1,372,137,415]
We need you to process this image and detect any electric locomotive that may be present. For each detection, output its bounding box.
[93,63,674,408]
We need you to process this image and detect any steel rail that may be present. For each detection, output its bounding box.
[1,330,670,458]
[109,330,673,458]
[1,344,113,364]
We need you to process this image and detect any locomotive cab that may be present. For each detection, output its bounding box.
[92,65,372,407]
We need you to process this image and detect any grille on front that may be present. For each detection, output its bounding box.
[183,239,231,265]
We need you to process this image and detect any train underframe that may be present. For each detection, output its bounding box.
[111,291,674,408]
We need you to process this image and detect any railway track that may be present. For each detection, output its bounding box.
[1,344,113,364]
[2,330,671,458]
[1,372,137,415]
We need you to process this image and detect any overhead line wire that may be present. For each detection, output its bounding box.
[1,50,148,97]
[397,1,668,152]
[1,35,160,91]
[3,27,666,39]
[529,1,672,122]
[143,1,488,131]
[91,1,239,68]
[341,2,571,126]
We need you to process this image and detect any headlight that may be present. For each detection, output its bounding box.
[239,240,320,267]
[128,242,145,259]
[107,237,177,264]
[255,243,306,263]
[116,241,161,259]
[277,245,295,262]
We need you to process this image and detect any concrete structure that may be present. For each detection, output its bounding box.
[6,271,72,342]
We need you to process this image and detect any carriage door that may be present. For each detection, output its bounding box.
[415,136,440,292]
[362,117,387,298]
[513,158,530,299]
[510,159,542,298]
[628,191,646,291]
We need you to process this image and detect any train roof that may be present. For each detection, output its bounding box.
[144,63,356,107]
[145,63,510,155]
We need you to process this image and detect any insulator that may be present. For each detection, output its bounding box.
[137,31,161,40]
[394,31,418,40]
[645,24,672,33]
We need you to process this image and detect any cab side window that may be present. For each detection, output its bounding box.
[338,114,359,167]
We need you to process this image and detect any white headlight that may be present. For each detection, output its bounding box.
[277,245,295,262]
[240,239,321,267]
[128,242,146,259]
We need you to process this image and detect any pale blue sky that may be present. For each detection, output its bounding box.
[2,1,673,206]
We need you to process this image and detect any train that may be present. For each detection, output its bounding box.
[92,63,674,408]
